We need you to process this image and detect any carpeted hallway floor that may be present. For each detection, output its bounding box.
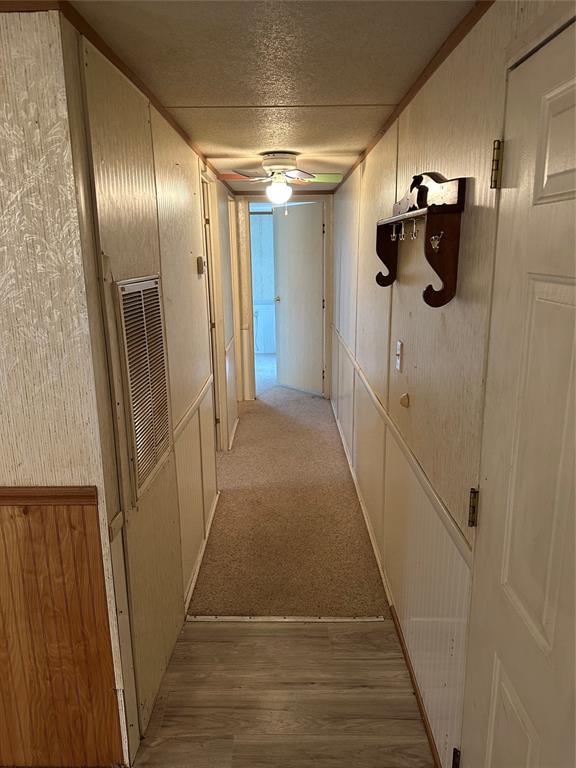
[188,386,388,617]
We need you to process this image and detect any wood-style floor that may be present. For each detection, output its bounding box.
[134,621,434,767]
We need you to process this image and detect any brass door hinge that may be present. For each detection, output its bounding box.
[468,488,479,527]
[490,139,503,189]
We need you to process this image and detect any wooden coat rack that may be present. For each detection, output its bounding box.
[375,172,466,307]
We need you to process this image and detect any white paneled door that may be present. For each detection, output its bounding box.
[462,24,575,768]
[273,202,324,394]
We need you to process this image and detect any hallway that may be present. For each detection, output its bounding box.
[189,387,387,617]
[134,621,433,768]
[3,4,575,768]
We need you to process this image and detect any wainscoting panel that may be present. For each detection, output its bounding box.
[0,488,123,767]
[353,371,386,553]
[175,410,205,596]
[383,435,471,767]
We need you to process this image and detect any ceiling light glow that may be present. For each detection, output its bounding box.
[266,177,292,204]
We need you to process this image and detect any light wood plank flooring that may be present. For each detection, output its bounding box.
[134,621,434,767]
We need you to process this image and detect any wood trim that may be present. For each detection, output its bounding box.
[0,485,98,506]
[0,1,59,9]
[335,0,494,190]
[389,605,442,768]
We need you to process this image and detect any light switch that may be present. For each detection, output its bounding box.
[395,340,403,372]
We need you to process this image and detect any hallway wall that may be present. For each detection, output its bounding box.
[0,10,127,763]
[330,2,566,766]
[78,38,219,733]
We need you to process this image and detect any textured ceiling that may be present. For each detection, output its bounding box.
[72,0,475,190]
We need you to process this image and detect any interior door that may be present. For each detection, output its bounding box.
[462,24,575,768]
[273,202,324,394]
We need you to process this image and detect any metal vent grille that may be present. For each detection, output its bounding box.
[118,277,170,490]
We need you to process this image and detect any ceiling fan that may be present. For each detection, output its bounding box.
[218,152,343,203]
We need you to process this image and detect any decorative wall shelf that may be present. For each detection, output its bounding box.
[376,172,466,307]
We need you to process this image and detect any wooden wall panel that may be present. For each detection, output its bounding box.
[0,490,123,767]
[333,167,361,351]
[383,438,471,768]
[151,107,211,426]
[175,411,205,595]
[217,183,235,347]
[392,2,517,536]
[330,327,339,418]
[83,40,160,281]
[124,454,184,731]
[83,43,185,735]
[336,338,355,455]
[226,340,239,448]
[353,372,386,553]
[356,125,398,405]
[199,385,218,524]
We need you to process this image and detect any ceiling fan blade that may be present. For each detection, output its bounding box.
[232,169,269,179]
[285,169,315,180]
[309,173,344,183]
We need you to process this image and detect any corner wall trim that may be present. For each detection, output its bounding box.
[0,485,98,506]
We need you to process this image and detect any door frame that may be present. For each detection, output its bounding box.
[239,194,333,400]
[200,168,228,451]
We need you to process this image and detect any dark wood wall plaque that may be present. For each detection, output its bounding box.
[375,172,466,307]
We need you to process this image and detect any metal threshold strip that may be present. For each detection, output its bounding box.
[186,615,387,622]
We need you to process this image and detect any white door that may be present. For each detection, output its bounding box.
[273,202,324,394]
[462,24,575,768]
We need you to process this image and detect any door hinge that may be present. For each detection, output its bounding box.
[322,369,325,380]
[490,139,503,189]
[215,417,220,425]
[468,488,479,527]
[452,747,461,768]
[210,321,216,330]
[322,298,326,309]
[322,222,326,235]
[204,216,210,225]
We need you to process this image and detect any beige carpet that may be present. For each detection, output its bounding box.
[188,386,388,617]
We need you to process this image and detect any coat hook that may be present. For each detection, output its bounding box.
[399,221,406,241]
[410,219,418,240]
[430,231,444,252]
[390,223,398,242]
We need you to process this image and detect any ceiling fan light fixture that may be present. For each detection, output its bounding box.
[266,176,293,204]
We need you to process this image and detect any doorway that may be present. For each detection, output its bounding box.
[250,203,278,393]
[249,200,325,397]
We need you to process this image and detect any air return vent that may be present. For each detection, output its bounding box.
[117,277,171,491]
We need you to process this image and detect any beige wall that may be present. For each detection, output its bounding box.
[81,40,218,733]
[0,10,129,762]
[330,2,566,765]
[207,179,239,448]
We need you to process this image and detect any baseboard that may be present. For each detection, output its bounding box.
[184,491,221,613]
[331,406,441,768]
[187,615,387,623]
[390,605,442,768]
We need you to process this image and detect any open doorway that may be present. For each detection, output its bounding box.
[250,202,278,394]
[249,200,325,397]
